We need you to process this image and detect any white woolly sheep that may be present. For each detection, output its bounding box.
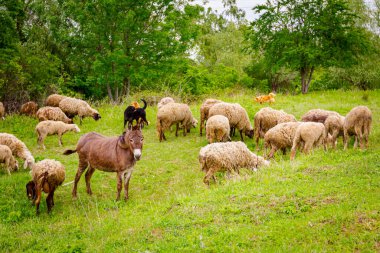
[199,99,222,136]
[156,102,198,142]
[157,97,175,109]
[0,144,19,175]
[36,106,73,124]
[343,106,372,149]
[199,141,270,185]
[208,102,254,141]
[206,115,231,143]
[264,122,302,159]
[324,114,345,149]
[20,101,38,116]
[254,107,296,150]
[290,122,327,160]
[59,97,101,125]
[26,159,65,214]
[0,102,5,120]
[301,109,340,124]
[45,94,69,107]
[0,133,35,169]
[35,120,80,149]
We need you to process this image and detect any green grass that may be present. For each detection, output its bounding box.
[0,89,379,252]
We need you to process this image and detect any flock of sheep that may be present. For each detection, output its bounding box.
[155,97,372,185]
[0,94,373,214]
[0,95,100,213]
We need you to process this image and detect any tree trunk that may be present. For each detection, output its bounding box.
[123,77,130,99]
[107,84,114,102]
[300,66,314,94]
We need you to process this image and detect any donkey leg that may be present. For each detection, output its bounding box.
[123,168,134,201]
[72,161,88,199]
[85,166,96,195]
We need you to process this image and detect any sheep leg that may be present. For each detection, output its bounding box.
[35,183,42,215]
[37,134,46,150]
[79,116,83,125]
[239,130,244,141]
[123,169,133,201]
[354,136,358,149]
[72,161,88,199]
[5,158,11,175]
[355,124,364,149]
[116,172,123,201]
[203,168,216,186]
[175,123,179,137]
[46,188,55,213]
[267,147,277,159]
[58,133,63,146]
[343,129,349,150]
[303,141,313,155]
[85,166,96,195]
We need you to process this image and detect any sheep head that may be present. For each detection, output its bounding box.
[92,112,101,121]
[245,129,254,139]
[118,126,144,161]
[26,181,36,200]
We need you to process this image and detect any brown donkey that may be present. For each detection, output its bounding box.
[64,125,143,201]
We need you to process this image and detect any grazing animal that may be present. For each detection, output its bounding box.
[156,102,198,142]
[343,106,372,149]
[199,141,270,185]
[264,122,302,159]
[35,121,80,149]
[157,97,175,109]
[290,122,327,160]
[26,159,65,214]
[45,94,69,107]
[208,102,254,141]
[63,126,144,201]
[199,99,222,136]
[36,106,73,124]
[301,109,340,124]
[0,133,35,169]
[254,107,296,150]
[0,144,19,175]
[255,93,276,104]
[0,102,5,120]
[206,115,231,143]
[20,101,38,116]
[59,97,101,125]
[124,99,148,128]
[324,114,345,149]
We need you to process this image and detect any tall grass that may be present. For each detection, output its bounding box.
[0,89,379,252]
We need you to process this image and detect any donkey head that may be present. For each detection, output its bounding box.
[119,125,144,160]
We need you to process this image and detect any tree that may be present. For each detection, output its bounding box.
[249,0,370,93]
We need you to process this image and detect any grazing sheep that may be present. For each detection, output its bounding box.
[26,159,65,214]
[35,121,80,149]
[64,126,144,201]
[324,114,345,149]
[20,101,39,116]
[199,99,222,136]
[0,144,19,175]
[290,122,327,160]
[199,141,270,185]
[208,102,254,141]
[36,106,73,124]
[343,106,372,149]
[0,102,5,120]
[157,97,175,109]
[206,115,231,143]
[156,103,198,142]
[45,94,68,107]
[301,109,340,124]
[59,97,101,125]
[0,133,34,169]
[264,122,302,159]
[254,107,297,150]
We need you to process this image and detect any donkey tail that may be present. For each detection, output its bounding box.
[63,149,77,155]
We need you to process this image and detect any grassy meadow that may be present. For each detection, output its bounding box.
[0,89,379,252]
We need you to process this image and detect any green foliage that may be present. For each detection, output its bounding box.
[248,0,372,93]
[0,90,379,251]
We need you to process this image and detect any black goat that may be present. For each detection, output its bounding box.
[123,99,149,128]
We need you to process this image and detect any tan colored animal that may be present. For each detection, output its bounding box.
[20,101,38,116]
[0,144,19,175]
[45,94,68,107]
[255,93,276,104]
[343,106,372,149]
[26,159,65,214]
[35,121,80,149]
[36,106,73,124]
